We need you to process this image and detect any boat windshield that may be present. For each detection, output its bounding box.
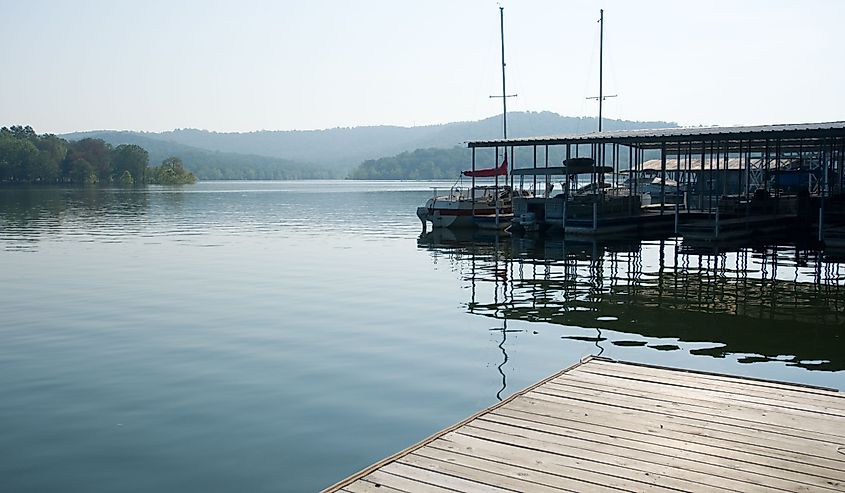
[470,186,511,200]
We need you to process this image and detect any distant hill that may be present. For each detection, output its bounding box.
[63,131,337,180]
[63,112,677,180]
[153,112,675,170]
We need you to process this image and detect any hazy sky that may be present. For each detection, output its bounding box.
[2,0,843,134]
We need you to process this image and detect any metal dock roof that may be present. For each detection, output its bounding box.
[468,121,845,150]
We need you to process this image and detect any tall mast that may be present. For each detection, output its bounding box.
[499,6,507,139]
[598,8,603,132]
[490,7,516,139]
[587,10,615,132]
[587,9,616,132]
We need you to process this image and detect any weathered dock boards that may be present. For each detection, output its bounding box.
[322,356,845,492]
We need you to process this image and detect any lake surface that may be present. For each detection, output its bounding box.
[1,180,843,492]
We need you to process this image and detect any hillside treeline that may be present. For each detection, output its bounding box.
[0,126,195,185]
[64,130,338,181]
[175,150,335,180]
[350,147,475,180]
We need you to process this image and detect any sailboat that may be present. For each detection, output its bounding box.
[415,154,517,229]
[417,6,529,232]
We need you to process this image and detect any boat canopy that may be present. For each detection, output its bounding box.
[511,166,569,176]
[511,158,613,176]
[463,155,508,177]
[562,157,612,175]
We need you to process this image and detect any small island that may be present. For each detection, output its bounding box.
[0,125,196,186]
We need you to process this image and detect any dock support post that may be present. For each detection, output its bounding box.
[820,138,828,242]
[593,202,598,231]
[660,143,667,215]
[715,205,720,240]
[674,203,680,235]
[819,207,824,242]
[775,139,781,215]
[562,144,570,231]
[700,145,706,212]
[495,146,500,230]
[563,196,567,232]
[471,147,476,218]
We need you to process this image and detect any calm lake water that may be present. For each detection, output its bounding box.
[1,180,843,492]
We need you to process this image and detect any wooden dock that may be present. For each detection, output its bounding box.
[323,356,845,492]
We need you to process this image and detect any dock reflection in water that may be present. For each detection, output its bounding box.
[418,229,845,377]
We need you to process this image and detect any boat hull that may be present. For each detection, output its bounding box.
[417,203,512,230]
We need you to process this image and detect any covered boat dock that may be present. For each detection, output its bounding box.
[467,122,845,241]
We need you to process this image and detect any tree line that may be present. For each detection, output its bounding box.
[64,130,339,180]
[0,126,196,185]
[350,146,478,180]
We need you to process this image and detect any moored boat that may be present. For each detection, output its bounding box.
[416,182,530,230]
[416,154,533,230]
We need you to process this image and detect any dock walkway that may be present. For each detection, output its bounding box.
[323,356,845,492]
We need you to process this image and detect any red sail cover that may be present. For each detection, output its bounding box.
[462,155,508,177]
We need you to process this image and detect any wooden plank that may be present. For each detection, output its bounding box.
[398,451,574,493]
[378,461,517,493]
[359,470,457,493]
[587,359,845,404]
[514,383,843,450]
[435,432,700,492]
[460,420,840,492]
[579,360,845,404]
[500,394,845,466]
[482,407,845,487]
[426,434,648,493]
[537,379,845,444]
[545,374,845,433]
[570,365,845,417]
[453,425,790,492]
[342,480,407,493]
[577,362,845,413]
[523,388,845,448]
[535,379,845,439]
[412,446,585,493]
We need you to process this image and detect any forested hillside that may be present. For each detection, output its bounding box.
[64,131,338,180]
[350,147,472,180]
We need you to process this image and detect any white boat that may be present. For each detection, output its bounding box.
[416,184,526,229]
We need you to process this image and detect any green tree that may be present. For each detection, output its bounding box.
[68,138,112,182]
[69,158,97,184]
[8,125,37,141]
[33,134,66,182]
[0,137,39,182]
[112,144,149,184]
[148,156,197,185]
